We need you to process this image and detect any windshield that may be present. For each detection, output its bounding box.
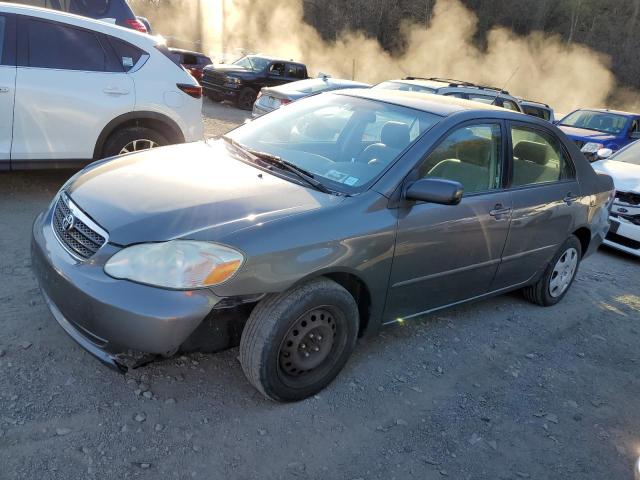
[374,81,436,94]
[226,93,441,192]
[560,110,629,135]
[233,56,270,72]
[611,140,640,165]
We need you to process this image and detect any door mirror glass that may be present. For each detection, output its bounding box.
[405,178,463,205]
[597,148,613,159]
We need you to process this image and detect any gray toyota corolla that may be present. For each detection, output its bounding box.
[32,90,614,401]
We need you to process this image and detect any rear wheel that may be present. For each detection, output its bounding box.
[102,127,168,158]
[523,235,582,306]
[237,87,257,110]
[239,278,359,402]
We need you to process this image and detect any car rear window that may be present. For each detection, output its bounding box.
[107,37,146,71]
[26,19,107,71]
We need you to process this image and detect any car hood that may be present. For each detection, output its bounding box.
[591,159,640,192]
[206,64,251,75]
[67,141,340,245]
[558,125,616,142]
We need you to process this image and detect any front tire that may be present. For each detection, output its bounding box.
[523,235,582,306]
[237,87,257,110]
[101,127,169,158]
[239,278,359,402]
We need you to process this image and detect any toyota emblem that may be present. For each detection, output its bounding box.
[62,213,75,232]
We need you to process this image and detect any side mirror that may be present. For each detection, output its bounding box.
[630,131,640,139]
[405,178,463,205]
[597,148,613,160]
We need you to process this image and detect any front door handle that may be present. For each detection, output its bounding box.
[563,193,579,205]
[103,87,130,95]
[0,87,9,93]
[489,204,512,219]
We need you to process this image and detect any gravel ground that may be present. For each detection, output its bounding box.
[1,99,639,479]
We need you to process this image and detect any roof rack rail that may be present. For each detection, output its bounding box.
[520,98,550,108]
[403,76,510,94]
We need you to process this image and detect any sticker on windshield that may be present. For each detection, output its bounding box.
[122,57,134,68]
[326,170,349,182]
[344,176,359,186]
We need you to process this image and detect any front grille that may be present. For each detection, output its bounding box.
[574,140,585,149]
[616,190,640,206]
[202,70,225,86]
[52,195,106,260]
[606,231,640,250]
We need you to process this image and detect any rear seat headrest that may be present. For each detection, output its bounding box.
[513,140,550,165]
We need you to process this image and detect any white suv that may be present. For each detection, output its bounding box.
[0,3,203,170]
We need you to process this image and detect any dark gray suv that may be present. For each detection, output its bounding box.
[32,90,614,402]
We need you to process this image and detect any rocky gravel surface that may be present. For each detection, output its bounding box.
[1,100,639,479]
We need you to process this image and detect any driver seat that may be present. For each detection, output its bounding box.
[358,121,410,165]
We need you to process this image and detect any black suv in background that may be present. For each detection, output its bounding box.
[12,0,150,32]
[202,55,308,110]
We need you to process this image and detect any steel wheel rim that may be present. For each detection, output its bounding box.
[279,307,337,377]
[240,92,254,109]
[119,139,159,155]
[549,247,578,298]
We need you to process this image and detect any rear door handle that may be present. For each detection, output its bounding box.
[489,204,512,219]
[563,193,579,205]
[103,87,129,95]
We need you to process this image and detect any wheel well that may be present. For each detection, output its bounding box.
[323,272,371,335]
[572,227,591,256]
[94,113,185,159]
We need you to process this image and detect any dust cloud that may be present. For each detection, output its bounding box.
[134,0,639,113]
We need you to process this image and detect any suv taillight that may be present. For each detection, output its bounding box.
[125,18,148,33]
[177,84,202,99]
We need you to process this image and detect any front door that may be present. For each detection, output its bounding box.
[0,13,16,167]
[12,17,134,164]
[491,122,582,290]
[385,121,512,320]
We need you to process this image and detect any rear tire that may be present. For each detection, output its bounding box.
[523,235,582,306]
[237,87,257,110]
[239,277,359,402]
[101,127,169,158]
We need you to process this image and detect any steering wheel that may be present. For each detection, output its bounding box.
[357,143,388,166]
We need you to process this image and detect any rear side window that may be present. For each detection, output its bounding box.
[182,53,197,65]
[511,126,574,187]
[286,64,305,79]
[501,99,520,112]
[0,17,5,64]
[68,0,110,16]
[522,105,551,121]
[107,37,145,71]
[26,19,106,71]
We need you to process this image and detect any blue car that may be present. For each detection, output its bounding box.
[557,109,640,160]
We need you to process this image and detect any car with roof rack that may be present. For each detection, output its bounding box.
[373,77,523,113]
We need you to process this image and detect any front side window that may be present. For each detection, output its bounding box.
[269,62,285,76]
[559,110,628,135]
[0,16,5,64]
[511,126,573,187]
[419,123,503,194]
[27,19,106,71]
[226,94,441,191]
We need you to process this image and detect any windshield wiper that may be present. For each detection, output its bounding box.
[222,136,333,194]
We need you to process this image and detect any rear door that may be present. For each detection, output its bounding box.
[12,16,134,164]
[385,121,512,320]
[491,122,580,290]
[0,13,16,167]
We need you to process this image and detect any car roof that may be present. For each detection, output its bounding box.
[0,3,157,48]
[168,48,209,58]
[573,108,639,117]
[335,88,510,116]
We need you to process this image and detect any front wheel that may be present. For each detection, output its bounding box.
[237,87,257,110]
[239,278,359,402]
[101,127,169,158]
[523,235,582,306]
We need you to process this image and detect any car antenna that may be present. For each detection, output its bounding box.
[490,66,520,105]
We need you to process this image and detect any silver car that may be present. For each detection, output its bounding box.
[252,77,370,117]
[32,90,614,402]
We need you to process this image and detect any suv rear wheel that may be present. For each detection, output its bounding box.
[102,126,169,158]
[239,277,359,402]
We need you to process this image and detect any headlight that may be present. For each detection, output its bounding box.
[104,241,244,289]
[581,142,604,153]
[225,76,241,86]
